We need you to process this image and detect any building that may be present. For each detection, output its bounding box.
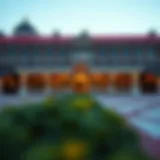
[0,19,160,94]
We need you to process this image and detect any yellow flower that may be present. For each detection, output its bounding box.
[62,140,88,160]
[72,98,93,111]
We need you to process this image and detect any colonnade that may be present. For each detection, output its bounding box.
[0,72,159,94]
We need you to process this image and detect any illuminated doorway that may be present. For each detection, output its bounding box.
[26,73,46,92]
[1,73,20,94]
[138,72,158,93]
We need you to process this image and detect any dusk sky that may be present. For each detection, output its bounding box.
[0,0,159,35]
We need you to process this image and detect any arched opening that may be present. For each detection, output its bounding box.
[1,73,21,94]
[49,73,71,90]
[92,73,110,91]
[49,73,63,90]
[113,73,133,93]
[26,73,46,92]
[59,73,71,89]
[71,72,91,93]
[138,72,158,94]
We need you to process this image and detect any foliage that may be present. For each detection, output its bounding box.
[0,94,150,160]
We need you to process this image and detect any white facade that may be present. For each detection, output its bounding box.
[0,19,159,74]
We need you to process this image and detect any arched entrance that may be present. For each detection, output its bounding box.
[49,73,70,90]
[26,73,46,92]
[1,73,21,94]
[71,62,92,93]
[113,73,133,93]
[138,72,158,93]
[92,73,110,91]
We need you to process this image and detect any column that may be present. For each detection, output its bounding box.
[20,73,28,95]
[44,73,52,95]
[0,77,2,94]
[132,72,141,95]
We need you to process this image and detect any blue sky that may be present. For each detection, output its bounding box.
[0,0,159,35]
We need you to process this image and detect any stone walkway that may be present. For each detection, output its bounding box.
[95,94,160,159]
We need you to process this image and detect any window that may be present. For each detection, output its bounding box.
[95,51,107,65]
[18,48,30,66]
[5,47,15,65]
[129,48,137,65]
[96,49,119,66]
[105,52,112,65]
[96,56,107,65]
[52,51,70,66]
[110,49,118,65]
[42,48,53,66]
[122,48,131,65]
[71,51,93,65]
[135,48,143,65]
[146,48,156,63]
[137,48,156,65]
[31,47,45,66]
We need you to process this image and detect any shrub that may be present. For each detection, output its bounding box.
[0,94,150,160]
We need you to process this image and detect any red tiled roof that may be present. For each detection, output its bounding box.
[0,35,159,45]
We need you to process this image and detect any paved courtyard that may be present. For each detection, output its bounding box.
[96,94,160,159]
